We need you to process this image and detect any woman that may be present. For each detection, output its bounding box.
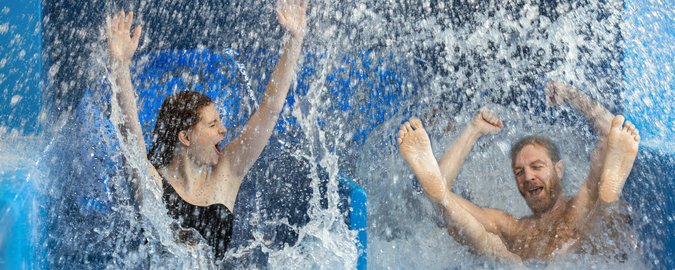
[107,0,308,260]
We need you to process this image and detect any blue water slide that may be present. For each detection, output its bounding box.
[339,173,368,270]
[0,168,44,269]
[0,0,44,268]
[621,0,675,269]
[0,0,42,136]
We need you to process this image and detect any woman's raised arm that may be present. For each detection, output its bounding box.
[107,11,162,191]
[221,0,309,179]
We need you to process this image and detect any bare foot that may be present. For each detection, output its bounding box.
[399,117,522,264]
[398,117,447,202]
[599,115,640,203]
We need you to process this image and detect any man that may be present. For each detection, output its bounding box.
[398,80,640,262]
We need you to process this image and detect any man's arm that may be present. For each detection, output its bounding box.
[545,81,614,219]
[546,80,613,136]
[398,117,520,263]
[438,108,503,189]
[442,196,522,263]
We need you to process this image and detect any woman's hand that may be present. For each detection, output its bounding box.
[276,0,308,39]
[108,11,142,65]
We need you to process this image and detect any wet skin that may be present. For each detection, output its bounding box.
[108,0,309,211]
[506,144,579,259]
[399,103,639,262]
[505,115,640,259]
[180,104,227,167]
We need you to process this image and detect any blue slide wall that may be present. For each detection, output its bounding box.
[0,0,41,135]
[622,0,675,268]
[0,0,43,269]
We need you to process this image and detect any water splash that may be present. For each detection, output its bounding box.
[2,0,674,268]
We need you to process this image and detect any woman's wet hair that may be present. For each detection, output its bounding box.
[510,135,561,166]
[147,91,214,168]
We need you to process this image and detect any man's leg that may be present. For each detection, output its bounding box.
[599,115,640,203]
[398,117,448,202]
[580,115,640,250]
[398,117,521,263]
[546,80,614,218]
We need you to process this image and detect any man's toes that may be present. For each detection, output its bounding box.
[611,115,625,129]
[625,121,639,134]
[625,121,635,130]
[400,122,409,132]
[621,120,629,132]
[404,121,413,132]
[409,117,423,130]
[399,124,407,132]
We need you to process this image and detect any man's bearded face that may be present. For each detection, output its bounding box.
[512,144,564,214]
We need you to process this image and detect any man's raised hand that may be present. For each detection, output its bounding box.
[471,108,503,136]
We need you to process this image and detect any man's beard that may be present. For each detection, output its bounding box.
[526,174,563,214]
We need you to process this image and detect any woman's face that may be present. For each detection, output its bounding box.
[184,103,227,166]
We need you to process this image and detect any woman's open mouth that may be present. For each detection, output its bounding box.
[215,141,225,155]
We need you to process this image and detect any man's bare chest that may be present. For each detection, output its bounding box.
[508,217,580,260]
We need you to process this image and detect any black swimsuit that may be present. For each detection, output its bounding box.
[162,178,234,260]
